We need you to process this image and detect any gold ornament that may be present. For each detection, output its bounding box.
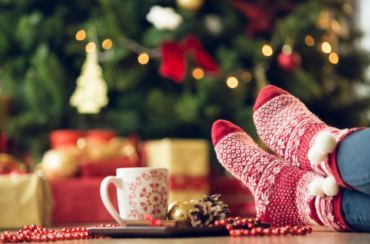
[176,0,204,11]
[41,149,79,180]
[167,201,196,227]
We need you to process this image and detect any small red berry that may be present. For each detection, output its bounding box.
[248,218,254,223]
[220,219,227,225]
[263,228,271,235]
[214,220,220,226]
[254,217,261,223]
[248,223,254,229]
[226,224,234,231]
[234,230,242,236]
[243,229,251,236]
[227,217,234,224]
[235,217,241,221]
[208,224,214,227]
[235,220,242,226]
[229,230,235,236]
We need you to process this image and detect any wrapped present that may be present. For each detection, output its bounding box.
[210,176,256,218]
[0,171,53,229]
[144,139,210,202]
[50,177,117,223]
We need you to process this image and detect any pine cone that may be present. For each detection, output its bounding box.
[189,194,231,227]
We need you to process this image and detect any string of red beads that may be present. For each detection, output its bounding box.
[208,217,313,237]
[0,224,117,243]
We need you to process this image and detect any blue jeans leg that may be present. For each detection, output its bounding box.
[342,188,370,232]
[336,129,370,194]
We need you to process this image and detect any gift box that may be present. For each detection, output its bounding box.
[211,176,256,218]
[50,177,117,223]
[79,157,138,177]
[143,139,210,203]
[0,171,53,229]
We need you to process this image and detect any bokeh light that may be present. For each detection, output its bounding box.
[192,68,204,79]
[102,39,113,49]
[76,30,86,41]
[321,42,332,53]
[329,52,339,64]
[305,35,315,46]
[241,72,252,82]
[138,53,149,65]
[262,44,273,56]
[226,76,238,88]
[85,42,96,53]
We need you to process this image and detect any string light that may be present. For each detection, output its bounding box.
[138,53,149,65]
[192,68,204,79]
[76,30,86,41]
[226,76,238,88]
[321,42,332,53]
[331,20,341,33]
[343,3,353,15]
[241,72,252,82]
[329,52,339,64]
[102,39,113,49]
[282,44,292,55]
[305,36,315,46]
[262,45,273,56]
[85,42,96,53]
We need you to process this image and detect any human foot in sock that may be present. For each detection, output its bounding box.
[253,85,365,192]
[212,120,353,231]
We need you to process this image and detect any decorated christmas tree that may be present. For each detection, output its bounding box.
[0,0,369,164]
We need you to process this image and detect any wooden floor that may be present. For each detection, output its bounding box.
[2,226,370,244]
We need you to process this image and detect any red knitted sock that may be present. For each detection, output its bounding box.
[253,85,364,193]
[212,120,353,231]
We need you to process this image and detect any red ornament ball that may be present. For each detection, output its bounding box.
[277,51,302,72]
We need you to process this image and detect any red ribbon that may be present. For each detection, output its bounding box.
[159,34,220,83]
[143,215,162,227]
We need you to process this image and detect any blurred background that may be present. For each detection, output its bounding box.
[1,0,370,228]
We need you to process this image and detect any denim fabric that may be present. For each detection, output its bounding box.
[342,189,370,232]
[337,129,370,195]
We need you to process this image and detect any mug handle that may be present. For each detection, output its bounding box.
[100,176,126,226]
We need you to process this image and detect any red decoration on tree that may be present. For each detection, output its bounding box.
[159,35,220,83]
[277,51,302,72]
[231,0,295,37]
[159,41,187,84]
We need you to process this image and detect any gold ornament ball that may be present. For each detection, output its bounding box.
[41,149,79,180]
[167,201,196,227]
[176,0,204,11]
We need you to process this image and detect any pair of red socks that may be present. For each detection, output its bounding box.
[212,85,363,231]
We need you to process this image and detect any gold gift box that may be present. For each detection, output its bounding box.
[0,171,53,229]
[145,139,210,203]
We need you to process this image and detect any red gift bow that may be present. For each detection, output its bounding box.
[159,35,220,83]
[143,214,162,227]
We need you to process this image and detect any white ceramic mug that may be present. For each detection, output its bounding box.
[100,167,169,226]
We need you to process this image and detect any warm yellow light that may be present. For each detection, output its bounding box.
[226,76,238,89]
[241,72,252,83]
[329,52,339,64]
[321,42,332,53]
[85,42,96,53]
[102,39,113,49]
[331,20,341,33]
[343,3,353,15]
[305,35,315,46]
[262,44,273,56]
[76,30,86,41]
[192,68,204,80]
[138,53,149,65]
